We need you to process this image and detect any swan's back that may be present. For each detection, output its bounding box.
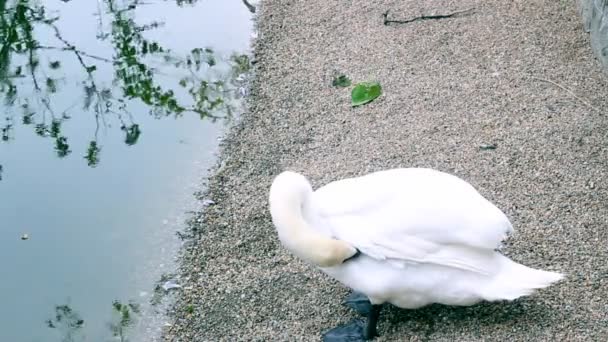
[313,168,512,252]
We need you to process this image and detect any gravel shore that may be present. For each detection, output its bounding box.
[162,0,608,341]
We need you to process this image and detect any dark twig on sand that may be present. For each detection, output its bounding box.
[383,8,475,26]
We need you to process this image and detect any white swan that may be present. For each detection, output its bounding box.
[268,168,563,341]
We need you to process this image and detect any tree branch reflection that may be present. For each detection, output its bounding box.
[0,0,251,178]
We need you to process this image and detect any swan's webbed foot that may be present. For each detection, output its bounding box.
[343,291,372,316]
[322,319,367,342]
[322,304,382,341]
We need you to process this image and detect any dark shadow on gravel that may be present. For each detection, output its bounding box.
[379,297,559,338]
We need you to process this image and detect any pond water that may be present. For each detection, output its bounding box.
[0,0,254,341]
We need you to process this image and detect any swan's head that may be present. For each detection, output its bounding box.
[269,171,358,268]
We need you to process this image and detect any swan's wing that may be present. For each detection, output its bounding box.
[339,223,500,275]
[313,168,512,274]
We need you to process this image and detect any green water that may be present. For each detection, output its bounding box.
[0,0,253,340]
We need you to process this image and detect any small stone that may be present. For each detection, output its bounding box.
[202,199,216,207]
[162,280,182,292]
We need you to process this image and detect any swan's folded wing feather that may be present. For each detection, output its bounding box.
[315,170,510,274]
[350,231,499,275]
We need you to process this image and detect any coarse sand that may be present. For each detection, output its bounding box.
[162,1,608,341]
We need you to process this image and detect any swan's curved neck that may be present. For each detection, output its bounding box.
[268,172,357,267]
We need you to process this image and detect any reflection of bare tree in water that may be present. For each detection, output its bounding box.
[45,304,85,342]
[0,0,251,175]
[46,300,141,342]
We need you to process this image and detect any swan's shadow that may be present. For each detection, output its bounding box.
[352,293,559,338]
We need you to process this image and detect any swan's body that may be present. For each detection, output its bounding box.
[268,168,563,340]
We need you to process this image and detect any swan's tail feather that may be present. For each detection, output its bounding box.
[481,256,564,301]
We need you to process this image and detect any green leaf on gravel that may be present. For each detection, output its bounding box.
[351,82,382,107]
[332,74,351,88]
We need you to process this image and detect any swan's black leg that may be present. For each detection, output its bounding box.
[322,304,383,341]
[344,291,373,316]
[364,305,382,340]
